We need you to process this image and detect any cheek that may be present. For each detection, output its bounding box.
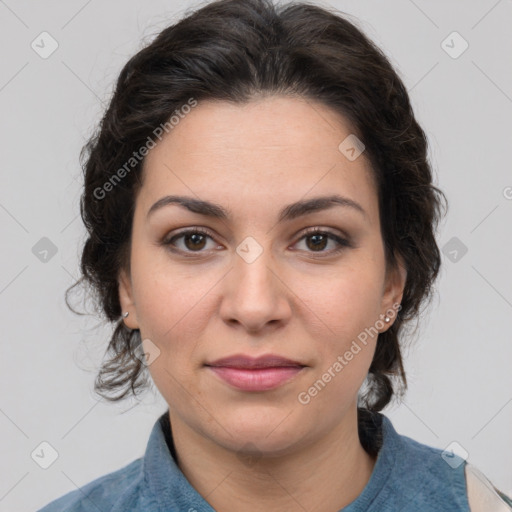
[130,242,202,331]
[131,260,220,384]
[135,278,208,343]
[295,266,382,379]
[298,272,381,402]
[296,260,383,329]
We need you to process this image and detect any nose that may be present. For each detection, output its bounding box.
[219,242,292,334]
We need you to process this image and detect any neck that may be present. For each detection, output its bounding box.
[168,406,377,512]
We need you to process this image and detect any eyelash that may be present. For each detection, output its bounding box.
[162,226,352,258]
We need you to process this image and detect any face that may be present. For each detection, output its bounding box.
[119,95,406,456]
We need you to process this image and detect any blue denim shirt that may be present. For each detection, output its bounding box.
[37,409,476,511]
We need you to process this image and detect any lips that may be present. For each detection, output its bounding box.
[205,354,306,391]
[206,354,305,369]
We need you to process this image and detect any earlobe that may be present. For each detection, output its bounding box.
[381,255,407,327]
[393,258,407,304]
[118,269,139,330]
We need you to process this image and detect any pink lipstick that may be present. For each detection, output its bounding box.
[205,354,306,391]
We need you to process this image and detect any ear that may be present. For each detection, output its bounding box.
[118,268,140,330]
[379,253,407,329]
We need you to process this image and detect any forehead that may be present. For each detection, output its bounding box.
[138,96,378,226]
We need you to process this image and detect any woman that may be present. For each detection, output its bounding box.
[38,0,511,510]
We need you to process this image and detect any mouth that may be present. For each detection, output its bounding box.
[204,354,307,391]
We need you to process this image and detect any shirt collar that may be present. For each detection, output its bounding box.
[141,409,398,511]
[142,409,215,511]
[342,412,400,510]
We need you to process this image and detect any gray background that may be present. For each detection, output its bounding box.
[1,0,511,510]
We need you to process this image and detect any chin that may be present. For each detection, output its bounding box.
[222,430,301,459]
[207,407,308,456]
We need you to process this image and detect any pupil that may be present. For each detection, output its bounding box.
[187,233,205,250]
[308,234,326,251]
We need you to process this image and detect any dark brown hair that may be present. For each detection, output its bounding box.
[66,0,448,415]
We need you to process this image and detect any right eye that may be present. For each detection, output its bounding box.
[162,227,222,255]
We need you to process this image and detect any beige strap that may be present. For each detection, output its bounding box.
[465,462,512,511]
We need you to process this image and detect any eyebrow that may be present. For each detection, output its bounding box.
[146,194,367,223]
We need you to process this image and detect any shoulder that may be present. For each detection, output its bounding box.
[464,462,512,512]
[394,431,512,510]
[36,457,145,512]
[385,427,512,511]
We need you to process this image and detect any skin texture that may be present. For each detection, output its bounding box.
[118,95,407,512]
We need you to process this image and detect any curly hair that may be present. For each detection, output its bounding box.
[66,0,448,416]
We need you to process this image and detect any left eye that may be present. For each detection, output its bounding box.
[294,228,351,254]
[162,227,351,256]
